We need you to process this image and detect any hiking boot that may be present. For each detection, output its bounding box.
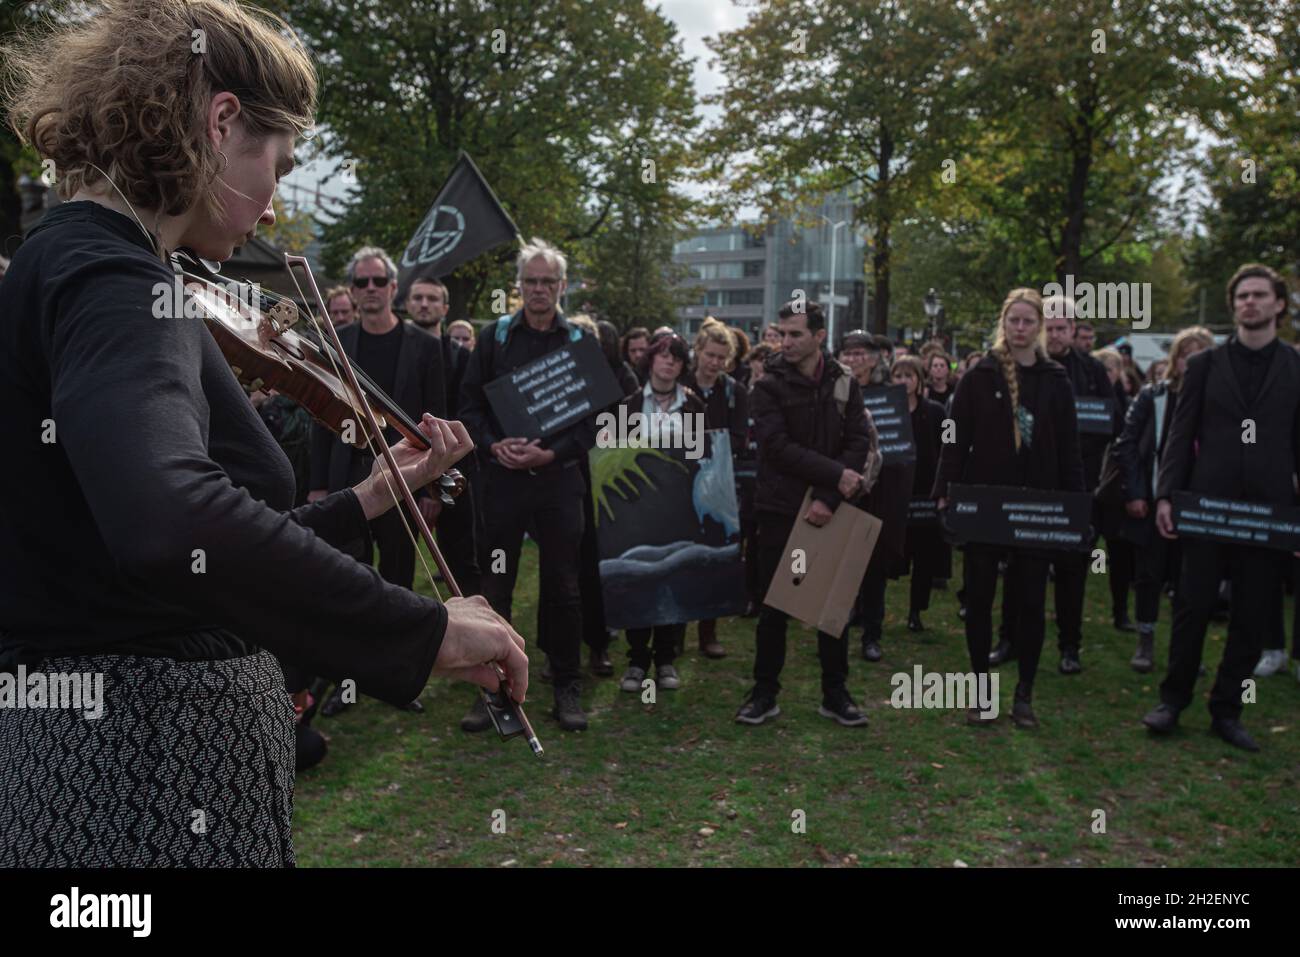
[552,683,588,731]
[1130,633,1155,674]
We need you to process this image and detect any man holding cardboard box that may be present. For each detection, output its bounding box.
[736,301,877,727]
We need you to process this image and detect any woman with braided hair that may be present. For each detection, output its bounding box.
[933,289,1085,728]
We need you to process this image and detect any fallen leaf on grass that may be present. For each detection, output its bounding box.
[613,822,627,829]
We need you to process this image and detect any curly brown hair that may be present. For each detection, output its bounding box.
[2,0,316,222]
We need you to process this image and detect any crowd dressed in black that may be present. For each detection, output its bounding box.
[260,243,1300,756]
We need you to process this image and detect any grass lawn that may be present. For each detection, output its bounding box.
[293,542,1300,867]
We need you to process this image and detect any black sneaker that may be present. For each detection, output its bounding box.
[735,689,780,725]
[552,683,588,732]
[460,695,492,733]
[819,688,869,727]
[1059,650,1082,675]
[989,639,1016,666]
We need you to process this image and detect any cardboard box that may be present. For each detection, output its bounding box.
[763,490,882,638]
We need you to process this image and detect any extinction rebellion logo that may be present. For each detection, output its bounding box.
[402,204,465,267]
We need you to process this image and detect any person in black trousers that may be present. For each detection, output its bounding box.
[736,302,874,728]
[685,318,750,659]
[309,247,456,715]
[458,238,598,732]
[1110,327,1214,672]
[612,332,706,692]
[1042,295,1122,674]
[935,288,1085,728]
[1143,264,1300,752]
[890,356,946,630]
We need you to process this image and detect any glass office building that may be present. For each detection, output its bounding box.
[673,194,867,344]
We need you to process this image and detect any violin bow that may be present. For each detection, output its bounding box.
[283,254,543,757]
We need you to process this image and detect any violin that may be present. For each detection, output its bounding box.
[172,248,543,756]
[171,248,465,506]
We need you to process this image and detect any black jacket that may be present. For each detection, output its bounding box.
[458,309,597,470]
[413,323,469,417]
[933,354,1086,499]
[310,319,447,494]
[1054,346,1119,489]
[1155,340,1300,507]
[685,371,749,457]
[751,351,874,517]
[910,396,948,497]
[1112,381,1179,505]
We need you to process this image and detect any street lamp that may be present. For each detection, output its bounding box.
[923,288,943,341]
[821,215,847,347]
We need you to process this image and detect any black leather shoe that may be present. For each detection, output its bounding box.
[989,640,1016,666]
[320,685,351,718]
[907,612,925,632]
[1059,651,1082,675]
[589,647,613,677]
[1142,702,1179,734]
[460,695,492,733]
[1210,717,1260,752]
[861,639,883,662]
[1011,698,1038,729]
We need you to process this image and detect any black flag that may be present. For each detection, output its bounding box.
[396,152,519,306]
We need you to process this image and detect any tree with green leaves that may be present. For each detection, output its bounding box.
[266,0,698,323]
[700,0,978,333]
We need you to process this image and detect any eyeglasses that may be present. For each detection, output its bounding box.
[353,275,390,288]
[521,277,560,289]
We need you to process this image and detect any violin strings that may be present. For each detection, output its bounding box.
[283,264,444,605]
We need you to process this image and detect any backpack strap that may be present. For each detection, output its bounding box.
[494,315,512,344]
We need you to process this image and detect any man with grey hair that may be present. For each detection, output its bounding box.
[459,238,597,732]
[309,245,453,716]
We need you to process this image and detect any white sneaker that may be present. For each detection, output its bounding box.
[1254,649,1287,677]
[620,666,646,693]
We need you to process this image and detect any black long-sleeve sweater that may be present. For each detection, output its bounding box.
[0,202,444,705]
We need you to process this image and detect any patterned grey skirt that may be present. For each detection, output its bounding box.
[0,650,296,867]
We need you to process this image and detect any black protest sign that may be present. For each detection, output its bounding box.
[1076,395,1117,435]
[862,385,916,464]
[484,334,622,439]
[942,484,1093,551]
[908,497,939,526]
[1172,492,1300,552]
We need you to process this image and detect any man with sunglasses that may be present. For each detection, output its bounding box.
[309,246,450,716]
[459,238,598,732]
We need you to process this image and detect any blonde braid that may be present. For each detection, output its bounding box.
[991,342,1023,450]
[991,287,1047,451]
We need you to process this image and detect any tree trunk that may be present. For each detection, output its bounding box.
[870,125,893,335]
[1057,122,1093,282]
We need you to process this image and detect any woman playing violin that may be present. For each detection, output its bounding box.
[0,0,528,866]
